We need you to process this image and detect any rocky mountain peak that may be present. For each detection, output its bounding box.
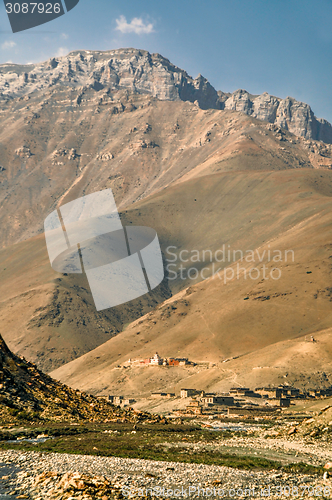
[0,48,222,110]
[0,47,331,143]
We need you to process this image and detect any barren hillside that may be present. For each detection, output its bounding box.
[1,48,332,391]
[51,178,332,394]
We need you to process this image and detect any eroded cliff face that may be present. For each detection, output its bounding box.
[224,90,332,143]
[0,48,222,110]
[0,48,331,142]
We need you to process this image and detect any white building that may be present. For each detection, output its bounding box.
[149,353,162,365]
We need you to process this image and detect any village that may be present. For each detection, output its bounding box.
[101,352,332,417]
[98,352,332,417]
[172,385,332,417]
[106,384,332,418]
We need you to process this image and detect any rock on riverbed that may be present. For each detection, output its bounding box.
[0,450,331,500]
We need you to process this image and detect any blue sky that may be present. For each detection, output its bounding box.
[1,0,332,122]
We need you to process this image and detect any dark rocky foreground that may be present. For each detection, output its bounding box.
[0,333,161,425]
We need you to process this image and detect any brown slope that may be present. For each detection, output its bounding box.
[0,333,157,424]
[122,167,332,293]
[204,327,332,392]
[0,99,327,372]
[0,234,171,372]
[51,167,332,396]
[0,94,331,249]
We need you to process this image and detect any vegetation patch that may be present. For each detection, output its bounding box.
[0,423,324,474]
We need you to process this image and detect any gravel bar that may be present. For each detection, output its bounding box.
[0,450,331,499]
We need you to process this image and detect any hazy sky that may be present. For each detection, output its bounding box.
[1,0,332,122]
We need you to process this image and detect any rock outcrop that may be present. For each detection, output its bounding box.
[31,471,123,500]
[0,48,331,142]
[0,49,222,111]
[283,405,332,441]
[224,90,332,143]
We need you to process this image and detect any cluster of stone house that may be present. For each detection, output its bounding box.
[229,387,261,397]
[177,384,332,417]
[307,388,332,397]
[105,383,332,414]
[179,389,235,415]
[180,389,234,404]
[228,387,290,407]
[108,395,136,407]
[228,385,332,401]
[254,385,332,400]
[127,353,192,366]
[182,397,235,416]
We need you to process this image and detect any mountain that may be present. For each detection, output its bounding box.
[1,97,332,372]
[51,166,332,396]
[1,48,332,249]
[0,332,158,423]
[0,48,331,151]
[1,48,332,389]
[0,49,221,109]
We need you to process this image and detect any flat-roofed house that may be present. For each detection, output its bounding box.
[255,387,282,399]
[201,394,234,406]
[181,388,199,398]
[186,399,203,415]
